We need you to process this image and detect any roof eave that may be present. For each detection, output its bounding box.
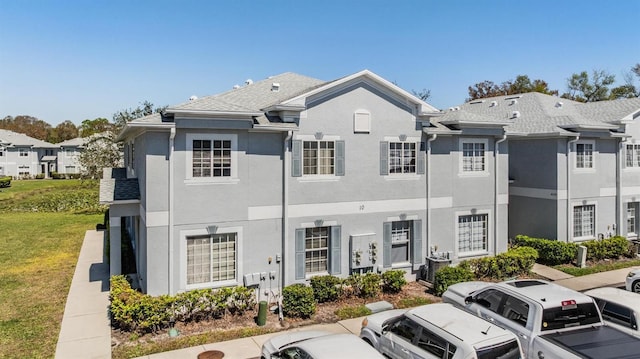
[167,109,263,117]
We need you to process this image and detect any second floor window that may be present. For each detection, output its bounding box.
[304,141,334,175]
[389,142,416,174]
[576,143,594,169]
[461,141,486,172]
[193,139,231,178]
[19,149,28,157]
[627,144,640,168]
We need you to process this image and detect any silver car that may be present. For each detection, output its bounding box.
[261,330,385,359]
[626,268,640,293]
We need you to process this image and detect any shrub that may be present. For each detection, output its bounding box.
[466,246,538,279]
[381,270,407,294]
[310,275,343,303]
[35,173,45,179]
[228,286,256,315]
[433,265,474,296]
[346,272,381,298]
[513,235,577,265]
[334,305,371,320]
[0,176,11,188]
[583,236,633,260]
[282,284,316,318]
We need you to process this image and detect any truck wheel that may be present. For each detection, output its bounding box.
[633,280,640,293]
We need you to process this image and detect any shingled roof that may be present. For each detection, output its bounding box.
[435,93,640,136]
[0,129,58,148]
[99,168,140,204]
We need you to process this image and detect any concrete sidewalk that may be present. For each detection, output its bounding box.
[55,229,111,359]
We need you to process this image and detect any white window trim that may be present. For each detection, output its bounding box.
[296,134,341,179]
[180,226,243,291]
[185,133,239,184]
[571,201,597,241]
[626,201,639,238]
[574,140,596,173]
[455,209,491,258]
[458,138,489,177]
[624,143,640,171]
[384,135,422,178]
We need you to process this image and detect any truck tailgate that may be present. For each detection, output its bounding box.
[541,326,640,359]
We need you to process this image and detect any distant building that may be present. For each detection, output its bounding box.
[0,129,58,178]
[57,137,86,175]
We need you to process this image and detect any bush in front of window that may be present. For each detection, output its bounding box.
[228,286,257,315]
[381,270,407,294]
[282,283,316,318]
[0,176,11,188]
[345,272,381,298]
[513,235,577,265]
[583,236,634,260]
[433,266,474,296]
[310,275,343,303]
[35,173,45,179]
[465,246,538,280]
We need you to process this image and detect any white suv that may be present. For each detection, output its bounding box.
[626,268,640,293]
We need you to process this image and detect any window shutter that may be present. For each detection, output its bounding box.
[295,228,305,279]
[292,140,302,177]
[412,220,423,266]
[330,226,341,274]
[335,141,345,176]
[380,141,389,175]
[417,142,425,174]
[383,222,392,268]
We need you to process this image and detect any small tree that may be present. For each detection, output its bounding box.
[78,131,122,179]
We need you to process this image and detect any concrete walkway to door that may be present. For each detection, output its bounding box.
[55,229,111,359]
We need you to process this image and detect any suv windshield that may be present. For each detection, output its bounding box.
[541,303,601,331]
[476,339,521,359]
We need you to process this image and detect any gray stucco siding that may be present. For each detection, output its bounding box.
[509,139,558,189]
[508,196,558,240]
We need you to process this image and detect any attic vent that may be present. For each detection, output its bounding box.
[490,101,497,107]
[512,111,521,119]
[271,82,280,92]
[470,100,485,104]
[245,79,253,85]
[510,99,518,105]
[555,101,564,108]
[448,107,454,111]
[454,106,460,111]
[189,95,198,101]
[233,84,240,89]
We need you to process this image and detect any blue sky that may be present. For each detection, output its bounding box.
[1,0,638,125]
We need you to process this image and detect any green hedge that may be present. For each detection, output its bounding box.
[513,235,577,265]
[381,270,407,294]
[110,276,256,333]
[0,176,11,188]
[310,275,343,303]
[433,266,474,296]
[282,283,316,318]
[345,272,382,298]
[466,246,538,279]
[513,235,633,264]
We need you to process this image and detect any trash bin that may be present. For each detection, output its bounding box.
[257,300,267,326]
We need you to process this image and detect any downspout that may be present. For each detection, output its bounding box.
[494,134,507,254]
[617,137,627,236]
[168,127,176,294]
[566,136,580,242]
[426,134,437,259]
[280,130,293,322]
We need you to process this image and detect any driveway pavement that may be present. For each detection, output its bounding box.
[56,230,639,359]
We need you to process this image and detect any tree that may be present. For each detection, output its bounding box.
[561,70,616,102]
[0,115,52,140]
[78,132,122,179]
[79,118,113,137]
[467,75,558,101]
[49,120,79,143]
[113,101,167,130]
[412,88,431,101]
[610,63,640,99]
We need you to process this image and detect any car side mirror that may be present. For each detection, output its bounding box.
[465,295,474,304]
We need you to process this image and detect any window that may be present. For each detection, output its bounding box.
[19,149,28,157]
[295,226,341,279]
[391,221,411,264]
[627,144,640,168]
[389,142,416,174]
[186,232,237,285]
[628,203,639,235]
[303,141,334,175]
[416,326,456,359]
[576,142,594,169]
[502,295,529,327]
[458,214,488,254]
[388,317,418,343]
[192,139,231,177]
[305,227,329,274]
[475,289,505,313]
[461,140,486,172]
[594,298,636,330]
[541,302,601,331]
[574,205,595,238]
[65,166,76,174]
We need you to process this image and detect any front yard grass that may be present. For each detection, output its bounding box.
[553,258,640,276]
[0,179,103,359]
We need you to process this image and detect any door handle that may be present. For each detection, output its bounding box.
[518,333,528,340]
[401,348,410,354]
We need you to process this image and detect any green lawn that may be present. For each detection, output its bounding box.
[0,180,103,359]
[554,259,640,276]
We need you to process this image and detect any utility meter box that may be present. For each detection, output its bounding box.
[350,233,378,272]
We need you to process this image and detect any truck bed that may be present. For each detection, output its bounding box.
[541,325,640,359]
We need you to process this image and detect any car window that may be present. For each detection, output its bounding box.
[597,299,636,329]
[541,302,601,331]
[476,339,521,359]
[475,289,505,313]
[501,295,529,327]
[389,317,418,343]
[280,347,311,359]
[416,327,456,359]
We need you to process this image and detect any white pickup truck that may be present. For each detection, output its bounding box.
[443,279,640,359]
